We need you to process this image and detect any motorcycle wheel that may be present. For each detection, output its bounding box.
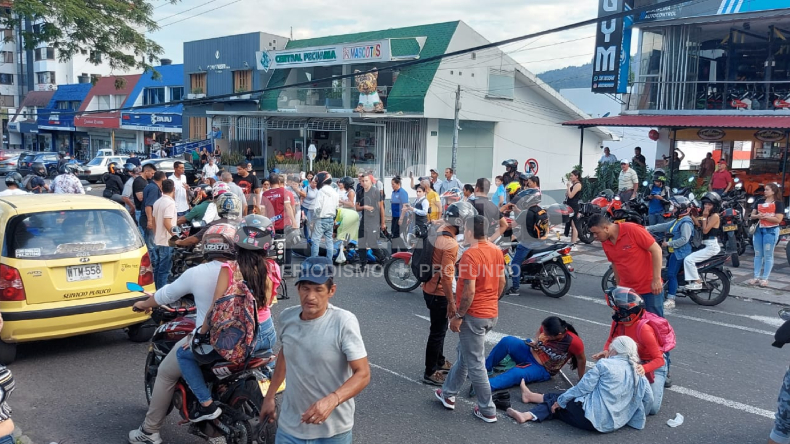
[228,380,280,444]
[578,218,594,244]
[144,350,158,405]
[786,241,790,267]
[737,238,747,256]
[538,262,571,298]
[601,266,617,293]
[383,257,420,292]
[688,268,730,306]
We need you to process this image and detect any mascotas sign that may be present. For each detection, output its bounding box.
[256,40,393,72]
[592,0,633,95]
[120,112,182,132]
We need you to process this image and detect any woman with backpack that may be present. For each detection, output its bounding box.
[507,336,653,433]
[176,215,281,423]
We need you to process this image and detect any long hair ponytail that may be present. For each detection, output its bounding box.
[541,316,581,370]
[236,248,271,309]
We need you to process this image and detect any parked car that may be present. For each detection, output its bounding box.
[140,158,199,184]
[17,152,60,178]
[0,194,154,364]
[78,155,129,183]
[0,156,20,175]
[0,149,26,162]
[15,152,36,176]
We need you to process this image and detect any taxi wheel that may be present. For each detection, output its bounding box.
[127,320,157,343]
[0,340,17,365]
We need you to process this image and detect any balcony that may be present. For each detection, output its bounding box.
[269,86,390,112]
[625,80,790,113]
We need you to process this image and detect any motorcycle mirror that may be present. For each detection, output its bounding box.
[171,225,182,235]
[672,188,678,194]
[733,177,741,183]
[735,183,743,189]
[688,176,695,183]
[747,197,755,204]
[126,282,145,293]
[642,180,648,186]
[689,192,696,200]
[780,308,790,321]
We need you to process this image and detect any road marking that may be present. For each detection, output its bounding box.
[413,314,521,345]
[700,308,785,328]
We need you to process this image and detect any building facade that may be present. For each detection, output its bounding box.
[7,90,53,151]
[35,83,92,156]
[74,74,141,159]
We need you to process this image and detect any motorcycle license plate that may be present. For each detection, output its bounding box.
[258,379,286,396]
[504,254,512,265]
[723,225,737,232]
[781,227,790,235]
[562,255,573,264]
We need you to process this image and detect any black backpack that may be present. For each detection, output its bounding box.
[411,224,454,283]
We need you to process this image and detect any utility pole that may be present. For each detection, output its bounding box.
[451,85,461,172]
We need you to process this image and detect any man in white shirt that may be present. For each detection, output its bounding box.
[0,174,28,196]
[618,159,639,201]
[152,179,177,289]
[168,161,191,217]
[202,157,219,179]
[122,166,141,214]
[311,172,340,259]
[221,172,248,216]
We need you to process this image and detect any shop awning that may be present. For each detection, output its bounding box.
[563,115,790,130]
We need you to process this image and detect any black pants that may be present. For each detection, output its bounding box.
[564,204,579,237]
[275,228,293,274]
[423,291,449,377]
[531,392,598,432]
[390,218,406,253]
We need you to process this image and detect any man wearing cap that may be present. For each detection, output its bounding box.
[710,160,733,194]
[260,257,370,443]
[618,159,639,201]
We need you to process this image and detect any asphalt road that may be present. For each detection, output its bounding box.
[8,266,788,444]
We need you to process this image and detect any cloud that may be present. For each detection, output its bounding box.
[149,0,599,73]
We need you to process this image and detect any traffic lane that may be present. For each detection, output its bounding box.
[0,179,104,195]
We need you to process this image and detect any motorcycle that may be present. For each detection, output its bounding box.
[169,222,206,283]
[502,240,574,298]
[127,282,282,444]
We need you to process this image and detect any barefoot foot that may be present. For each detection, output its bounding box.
[507,407,534,424]
[520,379,534,404]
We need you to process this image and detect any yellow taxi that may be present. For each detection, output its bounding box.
[0,194,155,363]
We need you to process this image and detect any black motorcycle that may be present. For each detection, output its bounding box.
[503,241,575,298]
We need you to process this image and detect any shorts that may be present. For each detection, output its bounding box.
[771,367,790,444]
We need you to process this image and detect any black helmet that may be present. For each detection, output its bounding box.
[58,163,77,175]
[4,172,22,188]
[107,162,121,175]
[502,159,518,171]
[669,196,691,218]
[517,172,532,184]
[340,176,354,190]
[315,171,332,189]
[443,201,478,228]
[700,191,722,212]
[605,286,645,322]
[235,214,274,252]
[31,162,47,177]
[513,188,542,211]
[123,163,136,173]
[202,223,237,260]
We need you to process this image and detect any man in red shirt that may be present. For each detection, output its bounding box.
[261,173,297,275]
[710,160,733,194]
[588,214,665,317]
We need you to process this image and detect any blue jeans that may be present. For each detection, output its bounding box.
[311,217,334,259]
[665,254,683,301]
[275,430,352,444]
[510,244,531,290]
[255,317,277,353]
[144,228,158,270]
[640,292,664,318]
[0,435,14,444]
[754,226,780,280]
[154,245,173,290]
[135,210,144,238]
[649,358,668,415]
[648,213,665,226]
[771,366,790,444]
[485,337,551,391]
[302,208,313,240]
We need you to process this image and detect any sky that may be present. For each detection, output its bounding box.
[146,0,600,74]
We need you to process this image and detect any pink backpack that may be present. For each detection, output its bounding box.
[636,311,676,353]
[206,262,258,363]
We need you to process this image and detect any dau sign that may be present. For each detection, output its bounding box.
[257,40,393,71]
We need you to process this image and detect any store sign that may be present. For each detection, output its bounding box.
[256,40,392,71]
[636,0,788,23]
[74,115,119,129]
[120,112,182,132]
[755,129,786,142]
[698,128,726,140]
[591,0,633,94]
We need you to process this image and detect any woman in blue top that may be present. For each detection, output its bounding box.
[492,176,506,207]
[507,336,653,433]
[647,173,669,226]
[647,196,694,311]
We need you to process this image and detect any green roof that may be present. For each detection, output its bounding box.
[260,21,459,113]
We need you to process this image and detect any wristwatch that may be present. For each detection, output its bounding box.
[454,312,464,319]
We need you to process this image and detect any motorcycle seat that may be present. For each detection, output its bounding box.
[695,253,727,267]
[527,242,570,256]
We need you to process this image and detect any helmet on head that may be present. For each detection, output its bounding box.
[202,223,237,261]
[502,159,518,171]
[340,176,354,190]
[440,187,463,205]
[315,171,332,189]
[605,286,645,322]
[58,162,77,175]
[31,162,47,177]
[518,172,532,184]
[513,188,542,212]
[653,175,667,184]
[214,192,243,221]
[669,196,691,218]
[4,172,23,188]
[700,191,722,212]
[505,182,521,196]
[212,182,230,198]
[124,163,136,173]
[235,214,274,252]
[443,201,478,228]
[107,162,121,175]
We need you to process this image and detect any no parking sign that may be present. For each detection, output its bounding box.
[524,158,539,175]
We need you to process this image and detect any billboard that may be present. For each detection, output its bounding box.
[592,0,634,94]
[636,0,789,22]
[256,40,392,72]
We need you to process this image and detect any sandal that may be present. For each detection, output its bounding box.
[759,280,769,287]
[746,278,759,285]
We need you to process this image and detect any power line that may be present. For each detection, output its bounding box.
[159,0,242,28]
[155,0,220,24]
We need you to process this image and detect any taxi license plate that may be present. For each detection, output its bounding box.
[562,255,573,264]
[723,225,737,232]
[258,379,286,395]
[781,227,790,235]
[66,264,102,282]
[504,254,512,265]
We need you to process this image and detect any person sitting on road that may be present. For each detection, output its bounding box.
[52,163,85,194]
[507,335,653,433]
[0,173,28,196]
[176,217,281,423]
[592,287,668,415]
[646,196,694,311]
[128,226,231,443]
[685,192,722,291]
[174,191,242,248]
[485,316,586,392]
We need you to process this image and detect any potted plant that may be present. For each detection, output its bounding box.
[188,87,205,99]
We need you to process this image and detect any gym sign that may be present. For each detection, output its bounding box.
[591,0,633,94]
[256,40,392,72]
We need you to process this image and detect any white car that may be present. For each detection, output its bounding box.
[78,156,129,183]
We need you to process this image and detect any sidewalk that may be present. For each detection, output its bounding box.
[568,238,790,306]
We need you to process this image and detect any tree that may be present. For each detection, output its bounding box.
[2,0,178,79]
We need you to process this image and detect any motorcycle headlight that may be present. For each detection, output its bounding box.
[747,197,755,204]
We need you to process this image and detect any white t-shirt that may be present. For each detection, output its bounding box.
[0,188,28,196]
[122,177,135,199]
[278,304,367,440]
[314,186,340,219]
[168,173,189,213]
[203,202,219,223]
[203,163,219,178]
[152,194,177,246]
[154,261,222,327]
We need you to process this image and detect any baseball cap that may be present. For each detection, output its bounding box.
[429,168,437,173]
[718,159,727,164]
[296,257,335,285]
[620,159,629,164]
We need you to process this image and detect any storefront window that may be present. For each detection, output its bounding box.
[348,125,382,177]
[56,133,70,153]
[37,133,52,152]
[309,131,342,165]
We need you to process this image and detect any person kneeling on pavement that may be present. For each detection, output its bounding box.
[507,336,653,433]
[484,316,586,391]
[646,196,694,311]
[176,218,280,422]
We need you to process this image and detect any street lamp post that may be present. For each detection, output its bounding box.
[308,143,317,171]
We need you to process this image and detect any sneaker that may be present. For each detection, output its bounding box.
[663,299,676,310]
[189,401,222,423]
[473,405,497,423]
[439,361,452,372]
[128,426,163,444]
[746,278,759,285]
[664,375,673,388]
[506,288,520,296]
[435,389,456,410]
[685,282,702,290]
[759,280,770,288]
[423,371,446,386]
[571,246,579,252]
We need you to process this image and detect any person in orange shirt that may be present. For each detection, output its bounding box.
[435,214,506,424]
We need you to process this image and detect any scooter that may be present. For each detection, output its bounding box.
[501,240,575,298]
[128,282,282,444]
